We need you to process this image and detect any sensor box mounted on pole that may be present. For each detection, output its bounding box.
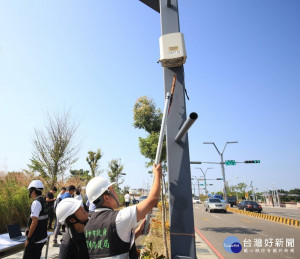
[159,32,187,68]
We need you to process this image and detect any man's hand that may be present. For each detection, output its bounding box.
[153,163,162,180]
[135,218,150,239]
[24,239,29,248]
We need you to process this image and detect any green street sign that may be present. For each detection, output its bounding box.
[245,160,260,163]
[200,184,204,186]
[225,160,236,166]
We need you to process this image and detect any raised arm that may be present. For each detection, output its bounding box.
[136,163,162,221]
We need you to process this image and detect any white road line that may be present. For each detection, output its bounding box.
[241,226,248,228]
[211,214,220,219]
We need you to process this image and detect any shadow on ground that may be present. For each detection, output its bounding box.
[200,227,262,235]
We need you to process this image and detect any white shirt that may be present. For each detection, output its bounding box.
[30,199,48,243]
[124,194,130,203]
[75,194,83,200]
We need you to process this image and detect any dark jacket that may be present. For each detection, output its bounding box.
[84,208,138,258]
[59,227,90,259]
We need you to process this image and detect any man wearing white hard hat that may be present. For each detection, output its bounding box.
[23,180,48,259]
[56,198,90,259]
[85,163,162,258]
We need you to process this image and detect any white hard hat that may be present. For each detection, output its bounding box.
[86,176,116,203]
[28,180,44,190]
[56,198,82,224]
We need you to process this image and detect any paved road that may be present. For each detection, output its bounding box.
[193,204,300,259]
[260,206,300,220]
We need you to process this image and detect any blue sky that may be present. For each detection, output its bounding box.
[0,0,299,194]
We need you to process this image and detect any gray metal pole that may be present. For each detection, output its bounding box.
[220,153,227,201]
[160,0,196,257]
[204,173,208,196]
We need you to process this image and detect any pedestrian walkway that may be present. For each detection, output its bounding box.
[195,231,220,259]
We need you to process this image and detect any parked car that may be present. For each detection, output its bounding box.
[193,197,201,204]
[204,198,227,213]
[227,196,237,207]
[137,195,148,203]
[237,200,262,213]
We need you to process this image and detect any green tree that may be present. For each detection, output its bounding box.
[69,169,90,181]
[133,96,162,134]
[133,96,166,167]
[86,149,103,177]
[235,182,248,193]
[289,188,300,202]
[107,158,125,189]
[27,110,79,186]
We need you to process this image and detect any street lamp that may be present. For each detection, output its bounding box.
[203,141,238,201]
[195,167,213,196]
[192,175,202,197]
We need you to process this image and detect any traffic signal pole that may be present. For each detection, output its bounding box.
[196,167,213,197]
[203,141,238,202]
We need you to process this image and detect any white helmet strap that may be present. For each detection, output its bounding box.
[67,214,88,226]
[108,190,119,207]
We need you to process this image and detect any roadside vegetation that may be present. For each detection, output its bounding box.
[0,172,32,233]
[139,201,170,258]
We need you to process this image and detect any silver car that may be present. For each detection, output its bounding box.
[204,198,227,213]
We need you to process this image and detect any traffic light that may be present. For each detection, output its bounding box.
[225,160,236,165]
[216,178,223,180]
[245,160,260,163]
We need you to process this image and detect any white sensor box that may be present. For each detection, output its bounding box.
[159,32,187,68]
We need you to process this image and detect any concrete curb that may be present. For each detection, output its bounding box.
[227,207,300,228]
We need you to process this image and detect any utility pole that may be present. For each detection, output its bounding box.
[193,176,201,197]
[250,181,256,201]
[203,141,238,201]
[195,168,213,196]
[139,1,196,257]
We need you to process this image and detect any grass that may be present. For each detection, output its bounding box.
[0,172,32,233]
[139,202,170,258]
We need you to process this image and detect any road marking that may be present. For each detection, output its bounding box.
[195,227,225,259]
[201,217,209,221]
[211,214,220,219]
[241,226,248,228]
[260,233,268,237]
[241,218,252,223]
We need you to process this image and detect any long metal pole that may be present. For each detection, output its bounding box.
[143,92,170,235]
[204,173,207,196]
[220,153,227,201]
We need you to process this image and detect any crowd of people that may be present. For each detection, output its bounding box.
[24,163,162,259]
